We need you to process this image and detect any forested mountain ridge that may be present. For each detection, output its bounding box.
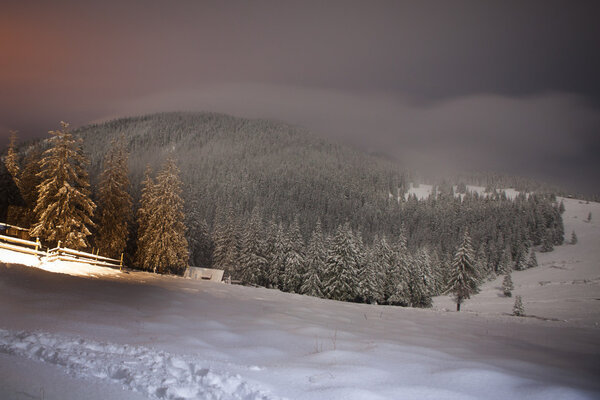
[75,112,405,235]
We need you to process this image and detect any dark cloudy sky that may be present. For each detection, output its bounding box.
[2,0,599,193]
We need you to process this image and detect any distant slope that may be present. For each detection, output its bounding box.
[434,197,600,328]
[75,112,405,234]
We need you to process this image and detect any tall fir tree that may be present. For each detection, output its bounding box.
[31,122,96,249]
[323,223,360,301]
[211,206,239,278]
[502,273,514,297]
[301,219,326,298]
[513,295,525,316]
[282,216,306,293]
[527,248,538,269]
[15,146,42,228]
[447,231,479,311]
[185,198,213,267]
[135,165,156,270]
[138,158,189,274]
[570,230,577,245]
[238,207,267,285]
[95,137,132,258]
[4,130,22,225]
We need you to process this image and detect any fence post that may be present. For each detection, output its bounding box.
[35,237,40,252]
[120,253,124,271]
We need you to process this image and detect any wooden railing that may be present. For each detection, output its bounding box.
[1,223,124,270]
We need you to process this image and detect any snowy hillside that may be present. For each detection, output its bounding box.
[434,197,600,327]
[1,198,599,399]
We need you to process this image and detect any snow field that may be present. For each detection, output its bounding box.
[434,197,600,327]
[0,328,278,400]
[1,197,599,399]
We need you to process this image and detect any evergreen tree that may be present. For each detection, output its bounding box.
[571,230,578,245]
[409,247,433,307]
[238,207,267,285]
[266,221,287,289]
[387,232,411,306]
[502,273,514,297]
[135,166,156,270]
[586,212,592,222]
[281,216,306,293]
[513,295,525,316]
[323,223,360,301]
[498,246,513,274]
[211,206,239,278]
[527,249,538,269]
[138,158,189,274]
[31,122,96,249]
[301,219,326,298]
[540,229,554,252]
[513,244,529,271]
[447,231,479,311]
[95,137,132,258]
[185,199,213,267]
[15,146,42,228]
[4,130,22,225]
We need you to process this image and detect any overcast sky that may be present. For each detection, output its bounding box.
[1,0,599,193]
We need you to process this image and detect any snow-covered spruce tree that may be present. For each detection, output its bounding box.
[281,216,306,293]
[211,206,239,279]
[31,122,96,250]
[513,295,525,316]
[498,246,513,274]
[571,230,578,245]
[15,146,42,228]
[95,137,132,259]
[540,229,554,252]
[386,232,411,306]
[185,199,213,267]
[446,231,479,311]
[587,212,592,223]
[502,273,514,297]
[138,158,189,274]
[513,244,529,271]
[135,166,155,270]
[238,207,267,286]
[408,247,433,308]
[4,130,22,225]
[323,223,360,302]
[300,219,326,298]
[527,248,538,269]
[266,221,287,289]
[358,236,385,304]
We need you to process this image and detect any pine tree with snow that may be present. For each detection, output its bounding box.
[409,247,433,308]
[185,199,213,267]
[281,216,306,293]
[386,232,411,306]
[498,246,513,274]
[14,146,42,228]
[238,207,267,286]
[513,295,525,316]
[5,130,20,190]
[513,244,529,271]
[300,219,326,298]
[571,230,578,245]
[266,221,287,289]
[527,249,538,269]
[4,130,23,225]
[447,231,479,311]
[323,223,360,301]
[540,229,554,252]
[31,122,96,250]
[95,137,132,259]
[135,166,156,270]
[138,158,189,274]
[586,212,592,223]
[211,206,239,279]
[502,273,514,297]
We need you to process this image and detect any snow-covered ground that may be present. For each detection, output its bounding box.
[404,183,523,201]
[433,197,600,328]
[1,198,599,399]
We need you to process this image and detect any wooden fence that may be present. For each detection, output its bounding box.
[1,224,123,270]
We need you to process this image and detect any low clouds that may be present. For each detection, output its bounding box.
[105,84,600,192]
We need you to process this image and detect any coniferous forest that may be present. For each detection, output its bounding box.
[1,112,564,308]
